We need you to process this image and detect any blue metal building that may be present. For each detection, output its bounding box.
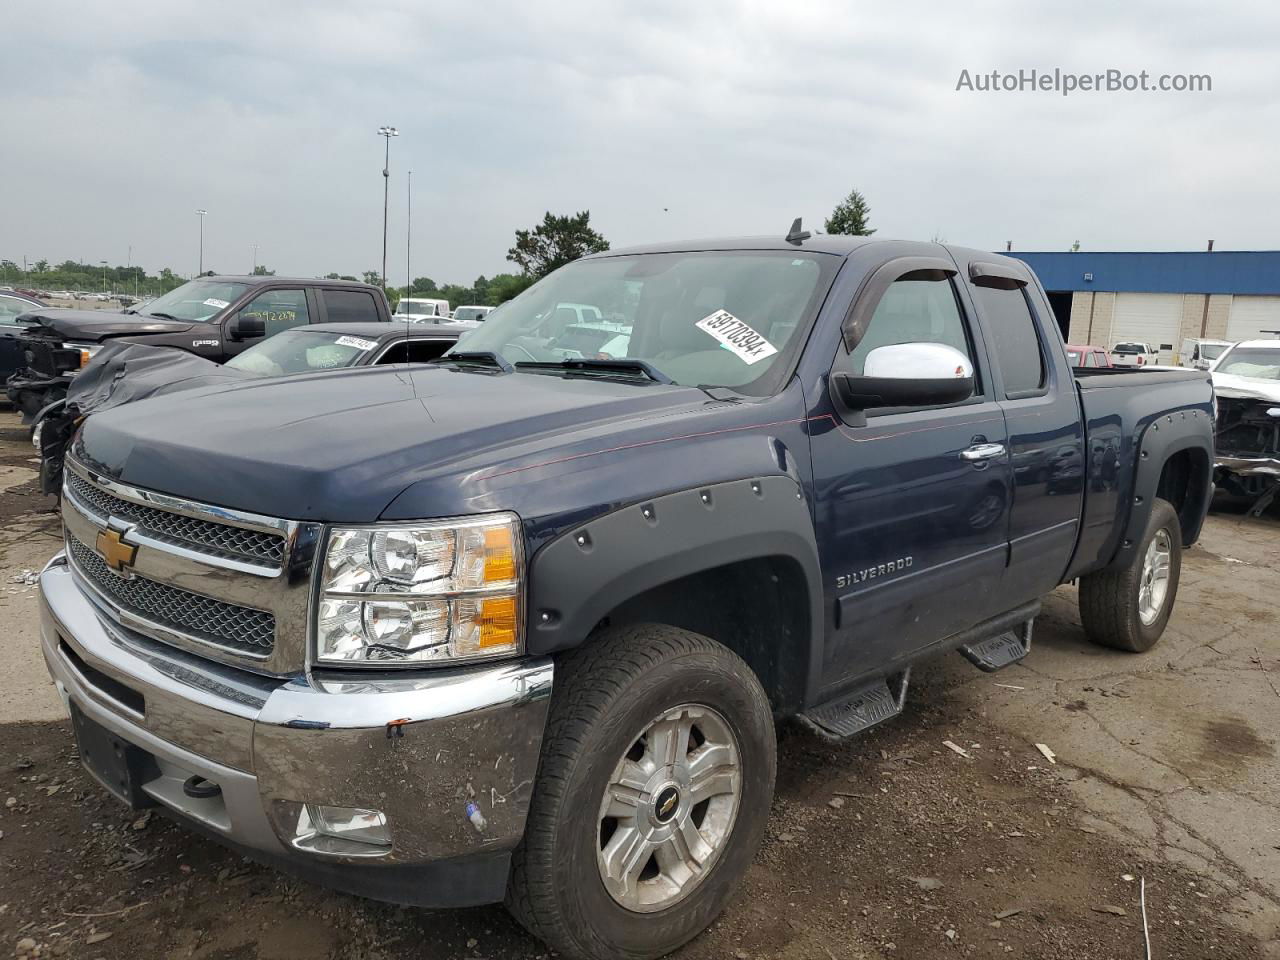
[1003,250,1280,360]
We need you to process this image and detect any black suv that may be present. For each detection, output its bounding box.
[6,275,390,420]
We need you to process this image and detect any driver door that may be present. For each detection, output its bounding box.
[809,262,1013,687]
[221,288,313,358]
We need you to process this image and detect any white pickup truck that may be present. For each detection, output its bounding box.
[1110,341,1159,367]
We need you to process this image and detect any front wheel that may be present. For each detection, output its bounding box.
[1079,497,1182,652]
[507,624,776,960]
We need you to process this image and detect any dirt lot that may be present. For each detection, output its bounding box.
[0,407,1276,959]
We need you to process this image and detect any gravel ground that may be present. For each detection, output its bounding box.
[0,409,1275,959]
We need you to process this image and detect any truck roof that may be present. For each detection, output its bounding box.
[201,275,376,287]
[589,235,1008,267]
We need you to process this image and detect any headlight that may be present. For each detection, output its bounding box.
[314,513,523,666]
[60,342,102,369]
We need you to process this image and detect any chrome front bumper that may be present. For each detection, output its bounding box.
[39,554,553,907]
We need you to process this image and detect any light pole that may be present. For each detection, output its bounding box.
[377,126,398,288]
[251,243,259,275]
[100,260,108,294]
[195,209,208,275]
[405,169,412,307]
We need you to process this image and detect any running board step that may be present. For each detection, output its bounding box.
[798,669,910,742]
[957,620,1033,672]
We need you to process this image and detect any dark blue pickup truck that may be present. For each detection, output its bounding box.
[39,231,1213,960]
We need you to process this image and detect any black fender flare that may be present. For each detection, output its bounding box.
[1109,409,1213,570]
[525,474,825,691]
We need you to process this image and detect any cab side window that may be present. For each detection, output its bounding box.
[974,286,1046,397]
[240,289,310,338]
[844,277,977,385]
[376,340,453,364]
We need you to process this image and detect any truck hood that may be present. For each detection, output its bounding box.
[1211,371,1280,403]
[20,308,196,342]
[73,364,714,522]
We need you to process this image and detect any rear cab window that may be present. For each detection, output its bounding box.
[972,284,1046,398]
[322,289,380,323]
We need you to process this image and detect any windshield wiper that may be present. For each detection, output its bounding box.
[514,358,673,384]
[144,311,180,321]
[432,351,515,373]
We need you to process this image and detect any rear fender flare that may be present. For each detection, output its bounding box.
[1110,409,1213,569]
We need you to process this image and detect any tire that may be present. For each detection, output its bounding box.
[506,624,776,960]
[1079,497,1182,652]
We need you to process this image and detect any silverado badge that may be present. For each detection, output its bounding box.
[96,526,138,575]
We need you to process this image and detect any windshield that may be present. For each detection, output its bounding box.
[1113,343,1145,354]
[1201,342,1230,361]
[225,329,379,376]
[451,251,836,393]
[1215,347,1280,381]
[453,306,489,322]
[135,280,248,323]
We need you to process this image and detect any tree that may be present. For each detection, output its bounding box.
[824,189,875,236]
[251,265,275,276]
[486,273,536,305]
[507,211,609,279]
[34,259,49,273]
[362,270,382,286]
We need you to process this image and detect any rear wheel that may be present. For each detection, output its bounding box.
[507,624,775,960]
[1079,497,1182,652]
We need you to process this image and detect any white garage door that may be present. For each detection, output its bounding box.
[1227,296,1280,342]
[1111,293,1182,363]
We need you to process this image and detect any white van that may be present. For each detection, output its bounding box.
[1178,338,1233,370]
[394,298,452,323]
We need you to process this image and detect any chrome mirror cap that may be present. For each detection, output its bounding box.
[863,342,973,381]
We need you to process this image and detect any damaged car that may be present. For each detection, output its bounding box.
[35,322,468,498]
[1211,339,1280,514]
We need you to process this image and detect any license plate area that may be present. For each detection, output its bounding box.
[70,703,158,809]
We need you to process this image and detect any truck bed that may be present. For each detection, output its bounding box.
[1065,365,1214,581]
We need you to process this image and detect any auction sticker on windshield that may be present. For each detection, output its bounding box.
[695,310,779,365]
[335,335,379,351]
[203,298,230,309]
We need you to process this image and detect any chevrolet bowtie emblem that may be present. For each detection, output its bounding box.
[96,526,138,573]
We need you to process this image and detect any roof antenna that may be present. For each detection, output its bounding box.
[785,217,811,245]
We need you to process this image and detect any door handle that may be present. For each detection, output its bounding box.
[960,443,1006,462]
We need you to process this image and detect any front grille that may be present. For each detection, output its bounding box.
[67,534,276,656]
[66,471,285,567]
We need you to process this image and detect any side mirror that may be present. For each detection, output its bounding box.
[229,313,266,341]
[834,342,975,410]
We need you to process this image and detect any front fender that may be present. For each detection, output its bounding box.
[525,474,823,668]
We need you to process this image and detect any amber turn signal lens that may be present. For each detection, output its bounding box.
[477,595,519,649]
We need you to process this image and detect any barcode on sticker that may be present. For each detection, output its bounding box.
[335,335,378,350]
[694,310,778,365]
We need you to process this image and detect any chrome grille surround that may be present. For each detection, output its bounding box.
[66,534,276,655]
[65,470,285,567]
[61,458,321,675]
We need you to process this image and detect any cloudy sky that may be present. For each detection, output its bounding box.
[4,1,1279,285]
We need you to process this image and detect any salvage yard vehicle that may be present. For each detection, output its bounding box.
[34,322,469,499]
[1210,338,1280,514]
[393,297,452,322]
[451,305,494,323]
[1064,343,1112,369]
[1110,340,1158,367]
[0,289,48,385]
[5,275,390,421]
[1180,337,1233,370]
[38,230,1214,960]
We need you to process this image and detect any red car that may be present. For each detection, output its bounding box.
[1065,344,1113,368]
